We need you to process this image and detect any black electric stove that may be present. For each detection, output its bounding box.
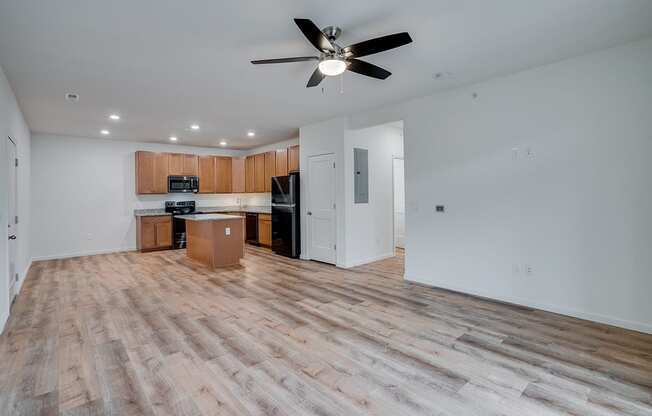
[165,201,196,248]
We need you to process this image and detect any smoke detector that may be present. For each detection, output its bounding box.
[65,92,80,102]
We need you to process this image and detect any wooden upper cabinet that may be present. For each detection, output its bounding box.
[168,153,198,176]
[136,151,168,194]
[245,156,255,193]
[215,157,232,193]
[264,151,276,192]
[231,157,245,193]
[198,156,216,193]
[254,153,266,192]
[275,149,288,177]
[288,145,300,172]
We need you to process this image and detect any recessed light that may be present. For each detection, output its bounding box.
[247,131,255,137]
[100,130,110,135]
[109,114,120,120]
[169,136,178,141]
[190,124,200,131]
[219,140,227,146]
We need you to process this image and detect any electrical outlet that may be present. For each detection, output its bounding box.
[525,264,533,275]
[225,227,231,236]
[87,233,93,240]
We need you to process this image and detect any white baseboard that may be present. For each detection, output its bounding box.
[405,274,652,335]
[343,252,396,269]
[15,258,33,294]
[32,247,137,261]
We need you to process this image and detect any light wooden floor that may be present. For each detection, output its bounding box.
[1,247,651,415]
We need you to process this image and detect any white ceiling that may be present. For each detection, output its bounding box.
[1,0,651,149]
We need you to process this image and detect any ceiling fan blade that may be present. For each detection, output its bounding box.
[294,18,335,52]
[346,59,392,80]
[306,67,326,88]
[251,56,319,64]
[344,32,412,58]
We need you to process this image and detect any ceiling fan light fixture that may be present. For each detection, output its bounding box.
[318,58,346,76]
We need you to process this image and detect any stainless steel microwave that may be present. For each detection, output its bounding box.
[168,176,199,193]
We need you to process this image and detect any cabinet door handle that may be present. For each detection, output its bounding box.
[8,235,17,240]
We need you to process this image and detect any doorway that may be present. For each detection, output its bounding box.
[307,153,336,264]
[393,157,405,251]
[7,137,18,304]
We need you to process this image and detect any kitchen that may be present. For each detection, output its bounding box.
[134,144,300,264]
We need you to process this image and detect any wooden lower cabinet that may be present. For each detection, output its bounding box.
[136,215,172,251]
[258,213,272,246]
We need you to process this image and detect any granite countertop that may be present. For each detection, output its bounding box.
[134,205,271,217]
[175,213,243,221]
[198,206,271,214]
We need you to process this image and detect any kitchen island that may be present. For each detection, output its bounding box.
[174,214,245,268]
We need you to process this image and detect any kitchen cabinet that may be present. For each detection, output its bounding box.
[245,156,255,193]
[275,149,288,177]
[288,145,300,172]
[258,213,272,246]
[215,156,232,193]
[136,151,169,194]
[254,153,266,192]
[198,156,216,193]
[136,216,172,251]
[168,153,198,176]
[264,151,276,192]
[231,157,245,193]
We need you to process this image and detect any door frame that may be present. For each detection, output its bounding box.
[306,152,337,264]
[392,156,405,251]
[7,136,18,306]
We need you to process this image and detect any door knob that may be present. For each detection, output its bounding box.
[8,235,17,240]
[307,212,312,216]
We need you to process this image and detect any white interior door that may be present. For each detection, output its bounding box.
[308,153,336,264]
[7,137,18,302]
[393,158,405,249]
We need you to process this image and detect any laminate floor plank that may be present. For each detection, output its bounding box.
[1,246,651,415]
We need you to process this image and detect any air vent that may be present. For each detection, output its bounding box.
[65,92,80,102]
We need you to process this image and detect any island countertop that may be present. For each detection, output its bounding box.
[174,213,243,221]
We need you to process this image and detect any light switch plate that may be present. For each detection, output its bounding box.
[225,227,231,236]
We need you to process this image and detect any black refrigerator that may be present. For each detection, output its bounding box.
[271,172,300,258]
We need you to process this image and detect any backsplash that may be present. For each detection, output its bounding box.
[134,193,271,210]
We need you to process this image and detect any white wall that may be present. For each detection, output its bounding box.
[30,134,270,260]
[393,158,405,249]
[299,118,347,266]
[301,37,652,334]
[343,122,403,267]
[0,64,31,330]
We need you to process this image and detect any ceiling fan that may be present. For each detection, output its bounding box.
[251,18,413,88]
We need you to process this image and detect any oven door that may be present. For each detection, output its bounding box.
[168,176,199,193]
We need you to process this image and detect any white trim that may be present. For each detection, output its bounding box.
[343,252,396,269]
[405,274,652,335]
[32,247,137,261]
[15,258,32,294]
